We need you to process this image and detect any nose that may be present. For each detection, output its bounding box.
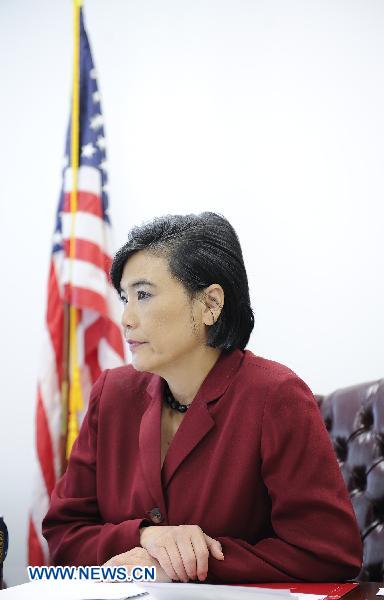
[121,301,138,330]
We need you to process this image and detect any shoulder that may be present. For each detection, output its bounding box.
[240,349,302,388]
[238,349,315,407]
[104,363,152,388]
[104,363,155,398]
[242,349,299,377]
[89,364,155,413]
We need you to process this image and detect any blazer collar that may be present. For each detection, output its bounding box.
[145,347,245,405]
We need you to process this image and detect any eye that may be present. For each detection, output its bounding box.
[137,290,151,300]
[119,291,151,303]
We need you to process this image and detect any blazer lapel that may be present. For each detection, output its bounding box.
[140,349,244,496]
[139,376,167,518]
[162,348,245,488]
[161,400,215,487]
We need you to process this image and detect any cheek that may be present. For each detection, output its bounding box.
[146,304,197,344]
[147,311,169,333]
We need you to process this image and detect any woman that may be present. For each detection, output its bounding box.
[43,212,362,584]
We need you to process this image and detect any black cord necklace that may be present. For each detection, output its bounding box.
[164,382,191,413]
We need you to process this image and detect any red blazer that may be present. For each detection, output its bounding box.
[43,349,362,583]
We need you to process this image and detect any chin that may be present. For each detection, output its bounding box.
[130,353,158,374]
[130,357,148,372]
[130,352,166,376]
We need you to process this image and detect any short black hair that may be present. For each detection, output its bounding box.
[110,212,254,351]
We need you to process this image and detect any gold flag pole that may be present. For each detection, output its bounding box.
[66,0,84,459]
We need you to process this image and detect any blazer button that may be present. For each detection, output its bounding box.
[147,507,163,524]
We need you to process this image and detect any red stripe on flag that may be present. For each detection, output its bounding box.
[63,191,103,218]
[63,238,112,279]
[36,386,56,497]
[46,261,64,383]
[28,517,46,566]
[104,318,125,359]
[84,316,125,363]
[87,348,102,383]
[64,284,107,315]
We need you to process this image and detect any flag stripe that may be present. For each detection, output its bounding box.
[63,191,103,218]
[28,517,46,566]
[38,330,62,481]
[84,316,124,361]
[61,211,110,250]
[36,385,56,497]
[64,164,101,196]
[104,320,125,358]
[63,238,112,278]
[86,348,102,383]
[64,283,108,315]
[63,258,108,298]
[98,337,126,372]
[29,461,51,565]
[46,260,64,383]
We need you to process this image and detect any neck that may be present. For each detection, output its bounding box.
[158,346,222,406]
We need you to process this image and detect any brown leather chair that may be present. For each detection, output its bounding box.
[316,379,384,581]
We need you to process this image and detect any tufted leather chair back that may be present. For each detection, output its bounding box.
[316,378,384,581]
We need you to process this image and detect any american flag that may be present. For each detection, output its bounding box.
[28,7,125,565]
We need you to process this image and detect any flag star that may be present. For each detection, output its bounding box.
[81,143,96,158]
[99,159,108,172]
[102,183,109,194]
[62,155,69,169]
[90,68,97,79]
[92,90,101,103]
[90,113,104,130]
[96,135,106,150]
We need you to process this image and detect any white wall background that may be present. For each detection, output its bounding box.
[1,0,383,587]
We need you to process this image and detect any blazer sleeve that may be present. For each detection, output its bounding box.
[42,370,149,566]
[206,376,363,583]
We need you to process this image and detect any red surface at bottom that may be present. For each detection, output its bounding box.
[241,582,359,599]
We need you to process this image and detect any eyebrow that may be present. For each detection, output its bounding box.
[120,279,157,293]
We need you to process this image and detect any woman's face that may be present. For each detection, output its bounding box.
[119,250,209,374]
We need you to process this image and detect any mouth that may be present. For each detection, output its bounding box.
[127,341,147,350]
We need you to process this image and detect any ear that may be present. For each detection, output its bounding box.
[200,284,224,326]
